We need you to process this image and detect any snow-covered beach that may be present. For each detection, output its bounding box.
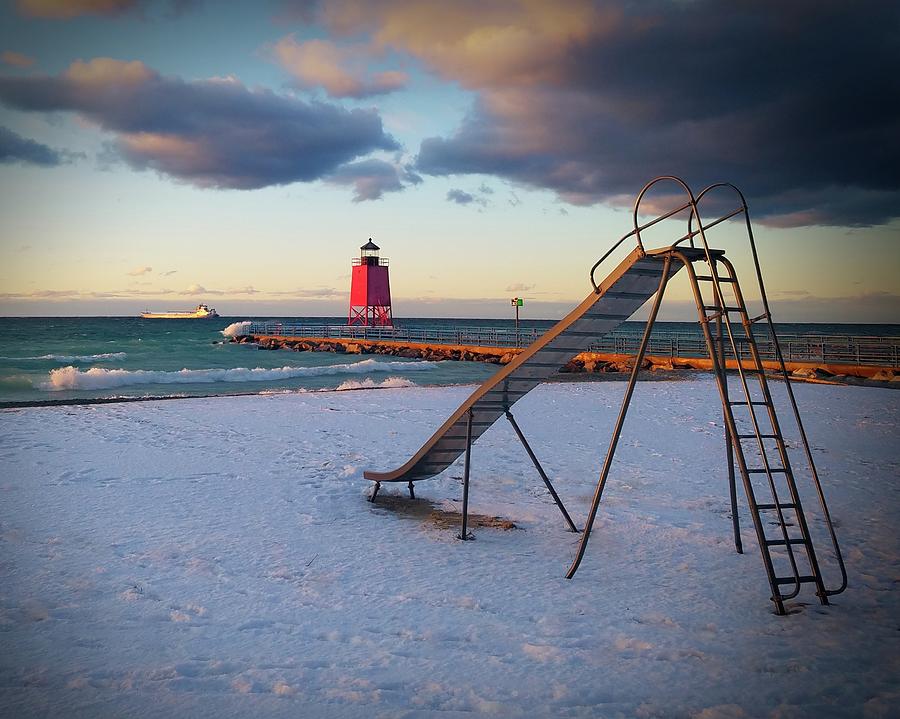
[1,377,897,718]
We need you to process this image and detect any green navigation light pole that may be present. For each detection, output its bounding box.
[511,297,523,346]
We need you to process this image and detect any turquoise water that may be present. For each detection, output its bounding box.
[0,317,499,405]
[1,317,897,406]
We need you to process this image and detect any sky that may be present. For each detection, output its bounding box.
[0,0,898,321]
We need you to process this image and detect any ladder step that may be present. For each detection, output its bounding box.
[736,434,779,440]
[747,468,788,474]
[774,575,818,586]
[756,503,797,510]
[703,306,742,313]
[765,538,807,547]
[695,275,736,283]
[730,401,769,406]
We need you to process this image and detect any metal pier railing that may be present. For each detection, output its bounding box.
[247,321,899,368]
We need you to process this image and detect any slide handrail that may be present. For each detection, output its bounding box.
[686,182,848,597]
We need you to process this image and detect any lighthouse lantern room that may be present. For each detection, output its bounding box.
[348,239,393,326]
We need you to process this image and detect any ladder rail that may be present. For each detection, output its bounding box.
[714,256,830,602]
[716,305,743,554]
[589,193,694,292]
[689,184,847,597]
[708,257,819,601]
[635,183,808,602]
[674,251,799,610]
[683,201,811,602]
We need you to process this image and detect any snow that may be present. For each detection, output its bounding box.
[1,377,898,718]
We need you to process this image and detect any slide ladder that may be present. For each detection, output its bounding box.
[364,176,846,613]
[666,247,840,614]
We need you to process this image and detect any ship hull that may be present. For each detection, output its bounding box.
[139,313,218,319]
[140,305,219,319]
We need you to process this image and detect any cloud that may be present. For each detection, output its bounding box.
[269,287,343,299]
[14,0,196,20]
[126,265,152,276]
[505,282,534,293]
[446,188,474,205]
[179,284,258,296]
[0,125,74,166]
[181,283,207,295]
[0,288,172,300]
[0,58,399,191]
[447,187,488,207]
[272,36,408,99]
[15,0,139,18]
[1,50,35,68]
[305,0,900,227]
[326,158,415,201]
[0,285,266,301]
[159,269,177,276]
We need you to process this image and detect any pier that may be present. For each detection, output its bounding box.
[237,322,899,381]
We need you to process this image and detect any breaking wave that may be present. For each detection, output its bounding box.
[221,321,252,338]
[3,352,127,363]
[335,377,418,391]
[43,359,437,391]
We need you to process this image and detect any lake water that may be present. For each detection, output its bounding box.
[1,316,897,406]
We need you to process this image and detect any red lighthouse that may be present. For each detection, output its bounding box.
[348,239,393,326]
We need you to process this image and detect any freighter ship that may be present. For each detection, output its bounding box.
[140,304,219,319]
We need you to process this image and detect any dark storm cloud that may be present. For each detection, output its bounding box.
[0,125,70,166]
[0,59,399,190]
[398,0,900,227]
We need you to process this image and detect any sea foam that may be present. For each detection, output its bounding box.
[3,352,127,363]
[335,377,417,391]
[43,359,437,391]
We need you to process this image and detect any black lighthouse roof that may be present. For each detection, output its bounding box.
[360,239,380,251]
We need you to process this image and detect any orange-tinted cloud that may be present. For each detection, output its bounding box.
[313,0,605,89]
[1,50,35,68]
[272,36,407,98]
[14,0,196,20]
[16,0,138,19]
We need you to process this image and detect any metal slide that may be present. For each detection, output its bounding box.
[363,247,681,487]
[363,176,846,613]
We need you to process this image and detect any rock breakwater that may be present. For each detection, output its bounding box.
[232,334,898,384]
